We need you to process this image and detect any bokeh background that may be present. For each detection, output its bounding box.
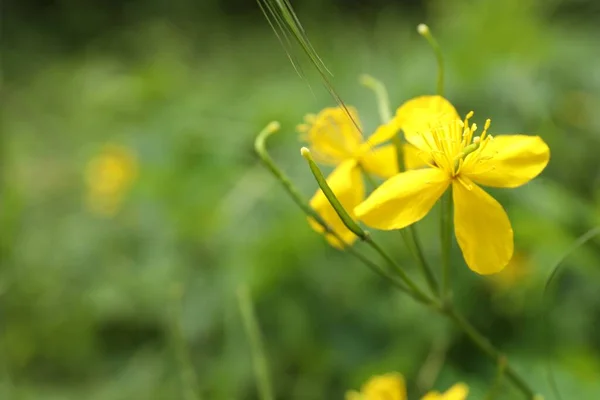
[3,0,600,398]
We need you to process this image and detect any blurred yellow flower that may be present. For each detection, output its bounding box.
[85,144,137,216]
[345,372,468,400]
[421,383,469,400]
[488,251,531,290]
[345,372,407,400]
[299,105,436,248]
[355,96,550,274]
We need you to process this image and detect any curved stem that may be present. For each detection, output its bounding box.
[444,306,535,399]
[418,24,445,97]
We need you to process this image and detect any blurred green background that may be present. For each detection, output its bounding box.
[3,0,600,398]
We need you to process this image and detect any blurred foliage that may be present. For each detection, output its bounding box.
[2,0,600,399]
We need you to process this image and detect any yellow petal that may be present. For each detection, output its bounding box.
[345,391,363,400]
[365,119,400,147]
[403,143,429,170]
[308,160,363,248]
[395,95,459,149]
[304,107,363,165]
[461,135,550,188]
[359,142,428,178]
[453,179,513,275]
[360,373,407,400]
[355,168,449,230]
[359,144,399,178]
[421,383,469,400]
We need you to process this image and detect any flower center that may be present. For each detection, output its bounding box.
[420,111,493,177]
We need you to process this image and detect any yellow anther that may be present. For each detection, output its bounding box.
[481,118,492,140]
[473,136,481,144]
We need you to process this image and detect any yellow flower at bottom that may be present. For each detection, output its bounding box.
[355,96,550,274]
[421,383,469,400]
[85,144,137,217]
[346,373,407,400]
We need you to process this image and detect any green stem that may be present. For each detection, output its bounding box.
[359,74,392,123]
[237,285,275,400]
[360,75,438,295]
[365,238,434,305]
[253,122,412,296]
[254,122,328,229]
[445,306,535,399]
[417,24,445,96]
[169,285,201,400]
[391,134,405,173]
[407,225,439,296]
[440,189,453,302]
[302,148,433,305]
[301,148,366,238]
[484,354,507,400]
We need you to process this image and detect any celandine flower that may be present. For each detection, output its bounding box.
[421,383,469,400]
[345,372,407,400]
[300,104,449,248]
[345,372,468,400]
[85,144,137,216]
[355,96,550,274]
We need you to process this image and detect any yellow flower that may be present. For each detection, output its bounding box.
[85,144,137,216]
[345,372,467,400]
[421,383,469,400]
[345,372,407,400]
[488,251,531,290]
[355,96,550,274]
[300,105,433,248]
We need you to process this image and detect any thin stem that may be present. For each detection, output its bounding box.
[237,285,275,400]
[417,24,445,96]
[169,285,201,400]
[365,237,434,306]
[358,163,378,192]
[301,147,365,238]
[444,306,535,399]
[360,76,439,295]
[407,225,440,296]
[253,122,412,296]
[440,189,453,302]
[302,148,433,305]
[359,74,392,123]
[254,122,328,228]
[484,355,507,400]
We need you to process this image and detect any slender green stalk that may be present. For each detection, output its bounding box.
[358,163,379,192]
[254,122,411,295]
[445,306,535,399]
[359,74,392,123]
[484,355,507,400]
[360,75,439,296]
[237,285,275,400]
[301,147,366,239]
[255,122,328,228]
[169,285,201,400]
[365,238,434,305]
[360,74,405,171]
[417,24,445,96]
[301,147,433,305]
[440,189,453,302]
[407,225,439,296]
